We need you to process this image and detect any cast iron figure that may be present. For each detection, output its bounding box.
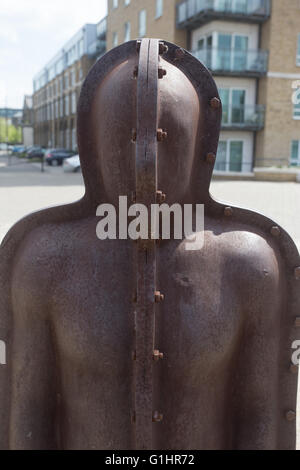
[0,39,299,450]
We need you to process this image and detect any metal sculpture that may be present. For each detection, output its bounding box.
[0,38,299,450]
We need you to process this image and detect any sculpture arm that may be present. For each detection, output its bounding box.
[8,240,57,449]
[233,249,291,450]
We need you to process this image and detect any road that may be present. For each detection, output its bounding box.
[0,153,299,448]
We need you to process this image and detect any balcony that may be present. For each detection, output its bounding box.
[193,47,268,77]
[177,0,271,28]
[97,17,107,40]
[221,104,265,131]
[88,39,107,59]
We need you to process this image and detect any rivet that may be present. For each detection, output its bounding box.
[136,40,141,52]
[157,129,167,142]
[294,267,300,280]
[290,363,298,374]
[224,207,233,217]
[152,411,163,423]
[153,350,164,361]
[155,291,164,303]
[156,191,166,203]
[131,191,136,203]
[131,128,137,142]
[295,317,300,327]
[271,226,280,237]
[210,97,221,109]
[159,42,168,55]
[158,67,167,79]
[206,152,216,164]
[133,66,138,78]
[175,48,185,59]
[286,410,296,422]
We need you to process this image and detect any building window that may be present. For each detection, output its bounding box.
[216,140,244,172]
[219,88,246,125]
[65,95,69,116]
[72,128,77,150]
[139,9,147,38]
[113,0,118,9]
[65,73,69,90]
[125,0,130,5]
[293,85,300,119]
[60,97,63,118]
[72,92,77,114]
[156,0,163,18]
[291,141,300,166]
[297,34,300,66]
[113,32,118,47]
[124,21,131,42]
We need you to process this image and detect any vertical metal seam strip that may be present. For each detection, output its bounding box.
[134,38,159,450]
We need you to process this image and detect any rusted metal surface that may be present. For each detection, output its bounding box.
[134,38,159,450]
[0,38,299,450]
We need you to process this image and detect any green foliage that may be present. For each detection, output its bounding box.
[0,117,22,144]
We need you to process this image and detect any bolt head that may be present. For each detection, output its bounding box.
[175,48,185,59]
[295,267,300,280]
[157,129,168,142]
[224,207,233,217]
[156,191,166,203]
[206,152,216,164]
[153,350,164,361]
[290,363,298,374]
[158,67,167,79]
[152,411,163,423]
[271,226,281,237]
[159,42,168,55]
[133,66,138,78]
[155,291,164,303]
[131,191,136,204]
[131,129,137,142]
[210,97,221,109]
[286,410,296,422]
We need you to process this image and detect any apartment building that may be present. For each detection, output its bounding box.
[33,19,106,149]
[106,0,186,50]
[106,0,300,173]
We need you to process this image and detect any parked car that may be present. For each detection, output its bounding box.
[63,155,81,173]
[12,145,26,155]
[45,149,76,166]
[26,146,44,160]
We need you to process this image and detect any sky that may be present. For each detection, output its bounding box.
[0,0,107,109]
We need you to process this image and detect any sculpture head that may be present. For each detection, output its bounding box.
[77,40,221,207]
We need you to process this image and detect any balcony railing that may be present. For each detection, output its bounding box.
[177,0,270,27]
[88,39,106,58]
[193,47,268,76]
[221,104,265,130]
[97,17,107,39]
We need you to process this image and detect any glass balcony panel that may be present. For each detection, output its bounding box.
[177,0,270,25]
[220,105,265,130]
[194,47,268,75]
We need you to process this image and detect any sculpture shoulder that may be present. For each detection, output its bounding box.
[202,219,284,308]
[218,225,281,282]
